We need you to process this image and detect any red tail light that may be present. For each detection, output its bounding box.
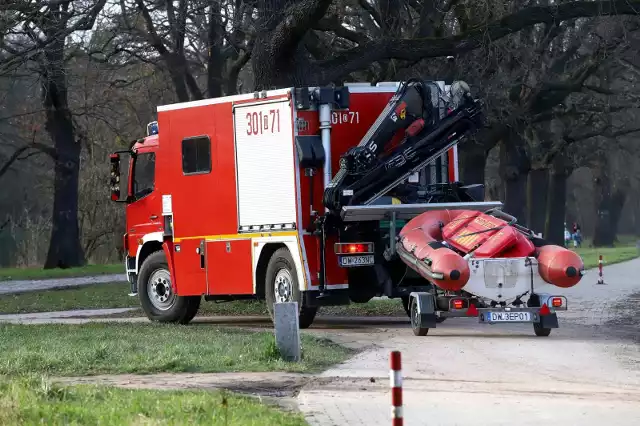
[334,243,374,254]
[452,299,464,309]
[551,297,563,308]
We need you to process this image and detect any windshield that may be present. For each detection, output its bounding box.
[132,152,155,200]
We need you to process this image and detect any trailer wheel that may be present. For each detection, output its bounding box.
[265,247,317,329]
[138,250,201,324]
[410,297,429,336]
[402,296,445,323]
[528,294,552,337]
[533,323,552,337]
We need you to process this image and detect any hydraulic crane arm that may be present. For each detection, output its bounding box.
[323,80,484,213]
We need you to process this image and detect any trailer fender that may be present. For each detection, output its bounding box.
[528,292,561,330]
[409,291,438,329]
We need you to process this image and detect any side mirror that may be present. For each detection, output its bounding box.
[110,153,122,202]
[110,151,131,203]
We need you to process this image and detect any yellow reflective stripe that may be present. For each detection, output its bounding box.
[174,230,298,243]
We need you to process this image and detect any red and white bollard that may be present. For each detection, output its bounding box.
[597,254,606,285]
[390,351,403,426]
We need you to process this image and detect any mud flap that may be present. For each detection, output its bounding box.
[538,313,559,329]
[409,291,438,329]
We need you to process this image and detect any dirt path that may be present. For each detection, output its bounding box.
[298,258,640,426]
[0,274,125,295]
[55,372,312,397]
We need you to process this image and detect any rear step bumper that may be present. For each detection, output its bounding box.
[410,292,561,329]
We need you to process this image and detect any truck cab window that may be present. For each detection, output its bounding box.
[133,152,155,199]
[182,136,211,175]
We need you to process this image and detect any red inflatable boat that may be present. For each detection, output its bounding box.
[396,209,584,292]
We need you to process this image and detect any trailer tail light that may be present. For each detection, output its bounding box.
[541,295,567,311]
[334,243,374,254]
[450,298,468,310]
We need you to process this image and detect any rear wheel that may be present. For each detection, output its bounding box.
[265,248,317,329]
[138,250,201,324]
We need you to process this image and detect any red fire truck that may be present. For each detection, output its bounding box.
[109,79,495,328]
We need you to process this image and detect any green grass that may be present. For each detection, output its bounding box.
[0,322,353,377]
[0,281,407,317]
[0,376,307,426]
[0,282,135,314]
[571,236,639,269]
[575,245,639,269]
[0,264,122,281]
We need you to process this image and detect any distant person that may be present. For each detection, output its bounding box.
[564,226,571,247]
[572,223,582,248]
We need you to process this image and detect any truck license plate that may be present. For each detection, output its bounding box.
[486,311,532,322]
[339,255,374,267]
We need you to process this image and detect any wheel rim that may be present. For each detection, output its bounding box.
[147,268,176,311]
[411,302,419,328]
[274,268,293,303]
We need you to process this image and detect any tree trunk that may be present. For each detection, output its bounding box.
[458,141,487,185]
[526,168,549,234]
[252,36,313,89]
[635,197,640,237]
[544,155,570,246]
[592,154,615,247]
[610,186,628,241]
[251,0,332,89]
[207,0,224,98]
[499,129,530,224]
[166,54,191,102]
[42,37,85,269]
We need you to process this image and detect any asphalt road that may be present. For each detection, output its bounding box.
[298,258,640,425]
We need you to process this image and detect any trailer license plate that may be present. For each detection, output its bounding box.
[487,311,532,322]
[339,255,374,267]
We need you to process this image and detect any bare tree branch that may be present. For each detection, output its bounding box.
[316,0,640,82]
[269,0,334,61]
[0,142,57,180]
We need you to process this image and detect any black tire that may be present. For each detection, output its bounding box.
[138,250,201,324]
[410,297,429,336]
[402,296,445,322]
[182,297,202,323]
[265,247,317,329]
[533,323,552,337]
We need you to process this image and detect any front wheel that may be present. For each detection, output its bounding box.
[138,250,201,324]
[265,248,317,329]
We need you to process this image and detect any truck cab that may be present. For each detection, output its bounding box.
[110,122,165,295]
